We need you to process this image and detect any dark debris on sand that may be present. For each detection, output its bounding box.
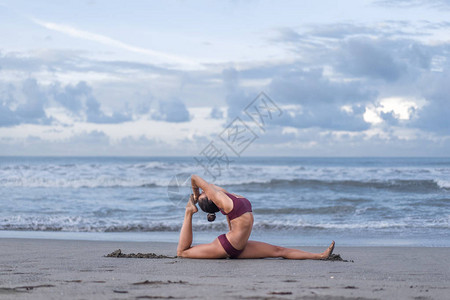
[0,284,55,294]
[322,253,354,262]
[105,249,353,262]
[133,280,187,285]
[105,249,175,259]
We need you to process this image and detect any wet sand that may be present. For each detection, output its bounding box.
[0,238,449,299]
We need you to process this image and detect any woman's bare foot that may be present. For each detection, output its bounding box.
[186,195,198,214]
[320,241,335,259]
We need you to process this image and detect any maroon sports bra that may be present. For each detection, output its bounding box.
[219,192,252,220]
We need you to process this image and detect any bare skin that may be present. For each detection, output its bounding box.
[177,174,335,259]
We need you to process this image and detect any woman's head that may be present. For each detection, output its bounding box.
[198,193,219,222]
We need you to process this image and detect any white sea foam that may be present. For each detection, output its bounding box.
[1,215,448,232]
[1,157,449,246]
[435,179,450,189]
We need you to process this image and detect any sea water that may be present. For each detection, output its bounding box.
[0,156,449,246]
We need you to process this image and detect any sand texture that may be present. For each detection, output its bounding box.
[0,238,449,299]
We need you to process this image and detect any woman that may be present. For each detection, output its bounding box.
[177,174,335,259]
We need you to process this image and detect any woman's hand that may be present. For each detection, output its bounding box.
[190,194,198,205]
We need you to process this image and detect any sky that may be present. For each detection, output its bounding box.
[0,0,450,156]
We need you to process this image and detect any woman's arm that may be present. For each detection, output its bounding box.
[191,174,230,210]
[191,175,201,200]
[191,174,214,199]
[211,184,228,193]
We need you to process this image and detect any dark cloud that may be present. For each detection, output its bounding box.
[222,68,254,120]
[270,21,450,135]
[152,99,190,123]
[0,104,19,126]
[334,38,406,81]
[1,17,449,146]
[379,111,400,125]
[85,95,132,124]
[0,84,19,126]
[405,43,433,69]
[0,78,52,126]
[270,68,375,105]
[0,78,133,127]
[16,79,50,121]
[412,68,450,134]
[267,68,374,131]
[220,65,374,131]
[278,104,369,132]
[50,80,132,124]
[51,82,87,113]
[274,24,437,81]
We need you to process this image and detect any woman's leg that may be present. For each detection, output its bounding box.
[176,198,228,259]
[178,238,228,259]
[238,240,335,260]
[176,209,196,256]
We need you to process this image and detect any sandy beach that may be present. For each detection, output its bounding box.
[0,238,448,299]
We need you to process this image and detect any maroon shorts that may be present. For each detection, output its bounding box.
[218,234,243,259]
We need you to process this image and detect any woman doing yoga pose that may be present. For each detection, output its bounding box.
[177,175,335,259]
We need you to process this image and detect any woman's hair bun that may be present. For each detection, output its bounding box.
[207,213,216,222]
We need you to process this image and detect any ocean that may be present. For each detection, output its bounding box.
[0,156,449,246]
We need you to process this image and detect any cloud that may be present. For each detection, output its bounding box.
[0,78,133,127]
[0,49,182,76]
[334,37,406,81]
[69,130,110,145]
[309,23,382,39]
[0,104,19,126]
[0,130,111,156]
[219,65,373,132]
[50,80,132,124]
[0,130,187,156]
[374,0,450,9]
[0,84,19,126]
[222,68,254,120]
[1,11,450,158]
[152,99,191,123]
[0,78,52,126]
[30,18,200,69]
[210,107,224,119]
[52,81,132,123]
[412,69,450,133]
[85,96,132,124]
[268,20,450,136]
[267,68,375,131]
[51,82,87,113]
[16,78,50,121]
[272,21,433,54]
